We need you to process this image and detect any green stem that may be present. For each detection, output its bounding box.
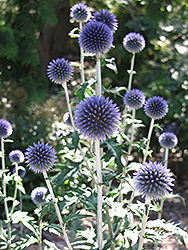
[43,170,73,250]
[138,198,150,250]
[105,204,115,250]
[164,148,169,166]
[96,53,102,96]
[95,137,103,250]
[10,163,19,218]
[19,190,24,235]
[38,205,42,250]
[128,52,136,91]
[1,138,11,250]
[142,118,155,164]
[79,22,85,83]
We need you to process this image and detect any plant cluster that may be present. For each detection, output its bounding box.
[0,2,188,250]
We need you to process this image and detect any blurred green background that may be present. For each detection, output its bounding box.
[0,0,188,213]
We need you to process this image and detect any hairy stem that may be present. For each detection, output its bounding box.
[43,170,73,250]
[128,52,136,91]
[79,22,85,83]
[96,53,102,96]
[95,137,103,250]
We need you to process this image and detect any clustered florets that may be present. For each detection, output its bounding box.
[159,132,178,149]
[25,141,57,173]
[31,187,48,206]
[0,119,13,139]
[123,89,145,110]
[92,9,118,33]
[47,58,74,85]
[78,20,114,55]
[70,3,91,23]
[144,96,168,119]
[9,149,24,163]
[74,95,121,141]
[133,161,174,201]
[123,32,145,53]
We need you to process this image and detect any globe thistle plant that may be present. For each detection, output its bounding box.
[133,161,174,201]
[70,3,91,23]
[25,141,57,173]
[13,166,26,178]
[123,89,145,110]
[92,9,118,33]
[123,32,145,53]
[0,119,13,139]
[78,20,114,55]
[144,96,168,120]
[159,132,178,149]
[9,150,24,164]
[74,95,121,141]
[47,58,74,85]
[63,112,72,126]
[31,187,48,206]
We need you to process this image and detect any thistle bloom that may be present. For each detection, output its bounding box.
[159,132,178,149]
[25,141,57,173]
[78,20,113,55]
[47,58,74,85]
[9,149,24,163]
[123,89,145,110]
[74,95,121,141]
[13,166,26,178]
[63,112,72,126]
[92,9,118,33]
[144,96,168,119]
[0,119,13,138]
[31,187,48,206]
[133,161,174,201]
[123,32,145,53]
[70,3,91,23]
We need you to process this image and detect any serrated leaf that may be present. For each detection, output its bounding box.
[101,168,117,186]
[68,27,79,38]
[72,130,79,150]
[75,82,89,100]
[63,212,92,224]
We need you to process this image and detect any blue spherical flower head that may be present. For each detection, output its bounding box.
[25,141,57,173]
[13,166,26,178]
[0,119,13,139]
[123,89,145,110]
[47,58,74,85]
[74,95,121,141]
[144,96,168,119]
[31,187,48,206]
[159,132,178,149]
[92,9,118,33]
[133,161,174,201]
[9,149,24,163]
[78,20,114,55]
[70,3,91,23]
[123,32,145,53]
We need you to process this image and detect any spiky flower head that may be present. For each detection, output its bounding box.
[9,150,24,163]
[74,95,121,141]
[70,3,91,23]
[123,32,145,53]
[47,58,74,85]
[144,96,168,119]
[78,20,113,55]
[123,89,145,110]
[92,9,118,33]
[13,166,26,178]
[63,112,72,126]
[133,161,174,201]
[0,119,13,139]
[31,187,48,206]
[159,132,178,149]
[25,141,57,173]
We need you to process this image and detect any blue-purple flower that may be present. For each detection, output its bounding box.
[92,9,118,33]
[47,58,74,85]
[25,141,57,173]
[63,112,72,126]
[31,187,48,206]
[9,150,24,163]
[123,89,145,110]
[70,3,91,23]
[144,96,168,119]
[123,32,145,53]
[133,161,174,201]
[78,20,113,55]
[74,95,121,141]
[159,132,178,149]
[13,166,26,178]
[0,119,13,139]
